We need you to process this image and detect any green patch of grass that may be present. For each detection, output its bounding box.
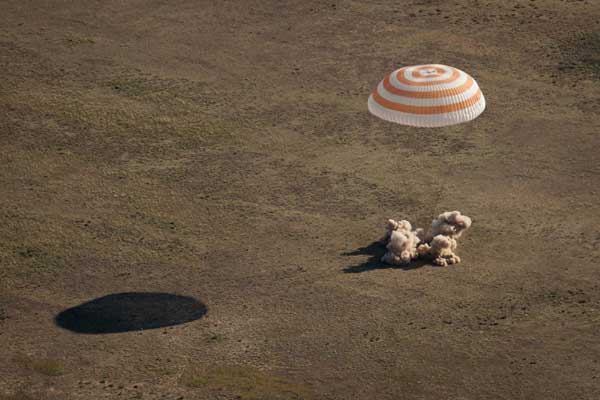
[14,354,65,377]
[109,79,148,96]
[207,332,225,344]
[15,246,64,271]
[182,365,311,400]
[129,212,177,231]
[544,290,562,302]
[31,359,65,377]
[159,367,174,376]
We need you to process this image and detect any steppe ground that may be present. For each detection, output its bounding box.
[1,1,599,399]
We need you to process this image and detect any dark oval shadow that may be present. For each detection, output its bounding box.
[55,292,207,334]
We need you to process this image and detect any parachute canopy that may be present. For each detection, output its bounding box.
[368,64,485,128]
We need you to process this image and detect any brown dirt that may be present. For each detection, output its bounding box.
[1,1,599,399]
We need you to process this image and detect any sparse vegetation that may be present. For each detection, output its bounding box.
[207,332,225,343]
[577,32,600,77]
[64,34,96,45]
[556,32,600,79]
[14,355,65,377]
[0,391,36,400]
[31,359,65,377]
[109,79,149,97]
[15,245,64,272]
[182,366,310,400]
[544,290,562,302]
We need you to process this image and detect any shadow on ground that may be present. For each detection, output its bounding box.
[55,292,207,334]
[342,241,430,273]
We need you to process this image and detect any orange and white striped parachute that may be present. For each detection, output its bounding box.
[368,64,485,128]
